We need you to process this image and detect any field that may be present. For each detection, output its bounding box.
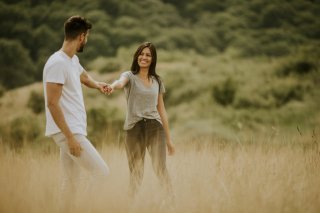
[1,1,319,212]
[1,133,319,213]
[0,49,319,213]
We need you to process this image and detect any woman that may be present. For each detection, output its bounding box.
[108,42,175,197]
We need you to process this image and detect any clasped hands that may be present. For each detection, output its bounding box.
[96,82,113,95]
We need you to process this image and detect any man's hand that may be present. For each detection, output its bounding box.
[106,85,114,95]
[96,82,111,94]
[67,136,82,157]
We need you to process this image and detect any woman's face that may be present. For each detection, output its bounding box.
[138,47,152,69]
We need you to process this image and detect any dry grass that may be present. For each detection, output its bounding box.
[0,137,320,213]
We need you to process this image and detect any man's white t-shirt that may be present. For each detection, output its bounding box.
[43,50,87,136]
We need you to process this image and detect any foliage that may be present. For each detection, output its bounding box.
[0,0,319,89]
[0,0,320,143]
[99,60,122,74]
[270,81,304,107]
[9,115,41,150]
[212,78,237,106]
[0,84,5,98]
[86,107,124,147]
[0,39,36,89]
[27,90,45,114]
[276,58,318,77]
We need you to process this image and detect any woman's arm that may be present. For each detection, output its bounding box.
[109,75,129,94]
[157,93,175,155]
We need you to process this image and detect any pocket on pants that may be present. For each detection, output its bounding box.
[52,132,66,143]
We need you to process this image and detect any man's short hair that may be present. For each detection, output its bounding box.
[64,16,92,40]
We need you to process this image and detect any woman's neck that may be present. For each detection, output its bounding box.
[138,68,149,79]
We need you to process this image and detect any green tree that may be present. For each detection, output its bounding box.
[0,39,35,89]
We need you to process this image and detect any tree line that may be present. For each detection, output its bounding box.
[0,0,319,90]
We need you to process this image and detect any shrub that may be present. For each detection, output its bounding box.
[276,58,318,77]
[0,84,5,97]
[261,42,291,57]
[0,39,36,89]
[99,60,121,74]
[234,95,272,109]
[271,82,304,107]
[87,107,124,146]
[27,90,44,114]
[9,116,41,150]
[212,78,237,106]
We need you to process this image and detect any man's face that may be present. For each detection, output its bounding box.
[77,32,89,53]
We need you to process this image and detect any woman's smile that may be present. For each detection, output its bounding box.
[138,47,152,68]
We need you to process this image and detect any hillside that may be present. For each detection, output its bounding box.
[1,0,320,89]
[0,48,319,148]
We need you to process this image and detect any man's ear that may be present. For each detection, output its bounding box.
[79,33,85,42]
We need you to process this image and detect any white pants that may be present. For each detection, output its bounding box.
[52,133,109,211]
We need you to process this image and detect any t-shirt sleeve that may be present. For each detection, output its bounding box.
[120,71,132,88]
[120,71,131,80]
[45,62,67,84]
[160,80,166,94]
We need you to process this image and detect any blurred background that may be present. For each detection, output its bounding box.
[0,0,319,150]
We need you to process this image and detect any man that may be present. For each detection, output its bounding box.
[43,15,110,211]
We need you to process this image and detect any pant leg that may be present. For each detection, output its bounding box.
[125,121,147,196]
[53,134,81,212]
[52,133,109,211]
[146,120,173,194]
[53,133,109,179]
[73,134,110,177]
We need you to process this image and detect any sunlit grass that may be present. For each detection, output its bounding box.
[0,135,319,213]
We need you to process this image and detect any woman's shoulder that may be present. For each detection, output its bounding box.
[121,71,134,78]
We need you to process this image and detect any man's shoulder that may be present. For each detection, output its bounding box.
[44,52,66,70]
[48,51,66,63]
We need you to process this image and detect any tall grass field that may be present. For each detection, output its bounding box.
[0,134,319,213]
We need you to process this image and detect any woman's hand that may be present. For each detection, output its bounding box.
[96,82,112,94]
[167,140,175,156]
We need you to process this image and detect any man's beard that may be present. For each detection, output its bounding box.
[77,42,85,53]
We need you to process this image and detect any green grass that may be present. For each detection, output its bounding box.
[0,48,319,146]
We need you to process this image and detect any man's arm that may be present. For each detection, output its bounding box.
[80,70,109,93]
[46,82,82,157]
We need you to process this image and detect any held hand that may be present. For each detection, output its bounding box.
[106,85,114,95]
[167,141,175,156]
[96,82,111,94]
[103,84,114,95]
[67,136,82,157]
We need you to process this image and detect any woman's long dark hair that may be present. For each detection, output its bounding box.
[131,42,161,90]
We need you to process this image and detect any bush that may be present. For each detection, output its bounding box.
[27,90,44,114]
[0,39,36,89]
[271,82,304,107]
[212,78,237,106]
[259,4,295,28]
[9,116,41,150]
[99,60,122,74]
[0,84,5,97]
[276,58,318,77]
[261,42,291,57]
[234,95,273,109]
[87,107,124,146]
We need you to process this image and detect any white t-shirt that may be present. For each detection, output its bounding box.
[43,50,87,136]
